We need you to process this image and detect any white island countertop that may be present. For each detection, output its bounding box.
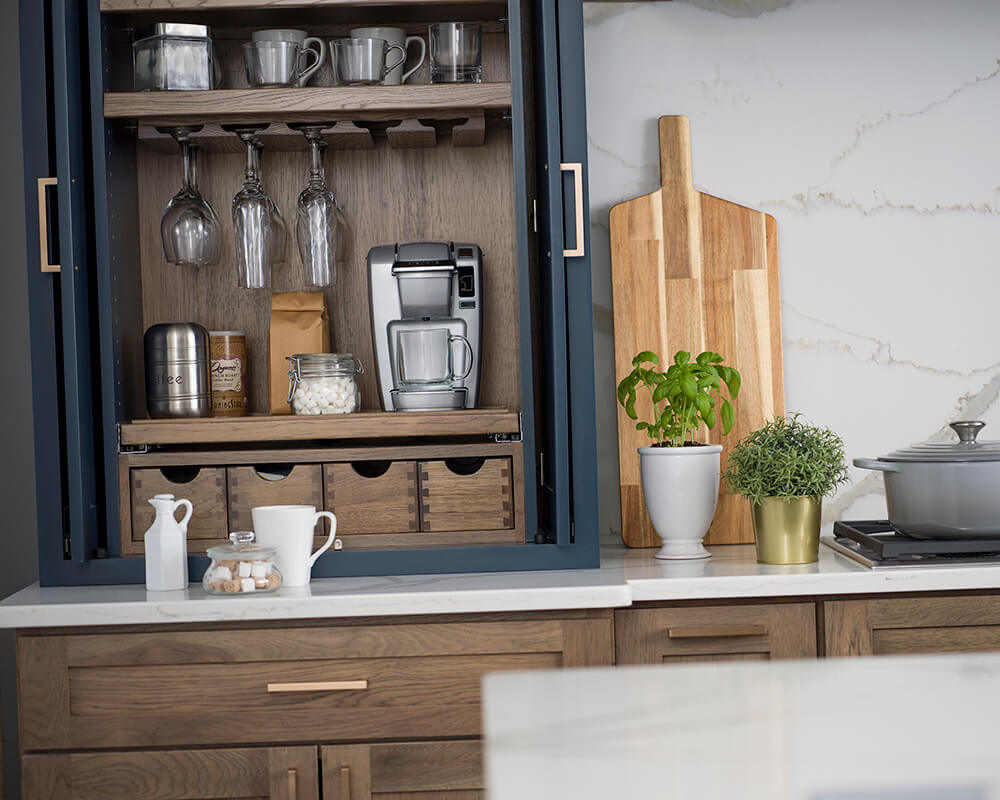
[5,543,1000,628]
[484,653,1000,799]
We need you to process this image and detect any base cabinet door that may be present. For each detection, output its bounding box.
[825,595,1000,657]
[22,746,318,800]
[615,603,818,664]
[322,742,483,800]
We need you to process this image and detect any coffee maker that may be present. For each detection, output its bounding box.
[368,242,482,412]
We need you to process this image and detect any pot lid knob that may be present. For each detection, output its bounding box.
[950,420,986,444]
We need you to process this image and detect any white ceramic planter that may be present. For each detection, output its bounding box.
[638,444,723,560]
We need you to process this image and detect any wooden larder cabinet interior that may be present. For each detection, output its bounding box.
[615,603,818,665]
[824,595,1000,657]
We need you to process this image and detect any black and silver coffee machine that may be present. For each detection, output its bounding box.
[368,242,482,412]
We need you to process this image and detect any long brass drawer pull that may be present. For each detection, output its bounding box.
[340,766,351,798]
[667,625,768,639]
[36,177,60,274]
[287,767,297,799]
[560,162,585,258]
[267,680,369,693]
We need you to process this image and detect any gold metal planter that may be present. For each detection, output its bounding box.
[751,496,822,564]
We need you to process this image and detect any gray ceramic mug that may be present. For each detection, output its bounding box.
[329,38,406,86]
[252,28,325,86]
[349,26,425,84]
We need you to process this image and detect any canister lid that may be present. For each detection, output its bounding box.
[206,531,275,561]
[876,421,1000,462]
[134,23,212,41]
[144,323,209,358]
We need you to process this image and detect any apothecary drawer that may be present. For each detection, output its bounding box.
[324,461,419,536]
[419,457,514,532]
[18,613,612,751]
[227,464,324,532]
[130,467,228,553]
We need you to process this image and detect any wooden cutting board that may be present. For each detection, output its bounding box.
[610,115,785,547]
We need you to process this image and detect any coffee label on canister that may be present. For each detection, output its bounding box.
[211,357,244,393]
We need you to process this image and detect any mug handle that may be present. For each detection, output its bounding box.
[174,499,193,533]
[401,36,426,83]
[384,43,407,77]
[296,42,324,87]
[309,510,339,567]
[449,334,474,380]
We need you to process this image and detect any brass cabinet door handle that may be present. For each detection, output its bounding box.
[36,177,60,273]
[287,767,297,799]
[267,680,369,692]
[340,766,351,799]
[560,162,585,258]
[667,625,768,639]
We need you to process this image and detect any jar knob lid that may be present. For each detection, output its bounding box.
[229,531,255,546]
[950,420,986,444]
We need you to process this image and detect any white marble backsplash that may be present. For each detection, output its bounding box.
[584,0,1000,540]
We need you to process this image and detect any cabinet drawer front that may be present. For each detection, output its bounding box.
[130,467,228,550]
[20,614,613,750]
[325,461,419,535]
[419,458,513,532]
[615,604,817,665]
[228,464,324,532]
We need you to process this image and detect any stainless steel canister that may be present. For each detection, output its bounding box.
[144,323,212,418]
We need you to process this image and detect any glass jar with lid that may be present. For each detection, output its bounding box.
[203,531,281,594]
[287,353,363,415]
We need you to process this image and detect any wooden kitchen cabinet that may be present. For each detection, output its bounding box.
[22,746,319,800]
[824,594,1000,657]
[322,742,484,800]
[16,610,612,799]
[615,602,818,665]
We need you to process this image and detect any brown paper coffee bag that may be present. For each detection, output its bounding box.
[268,291,330,414]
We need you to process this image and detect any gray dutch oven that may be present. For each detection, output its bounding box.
[854,421,1000,539]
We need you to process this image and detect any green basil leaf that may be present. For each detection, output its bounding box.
[632,350,659,367]
[625,393,637,420]
[674,351,691,366]
[720,399,735,434]
[699,351,723,364]
[724,370,741,399]
[652,382,671,404]
[703,409,716,429]
[694,392,711,415]
[681,374,698,400]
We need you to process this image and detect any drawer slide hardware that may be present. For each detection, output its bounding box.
[267,680,369,692]
[667,625,768,639]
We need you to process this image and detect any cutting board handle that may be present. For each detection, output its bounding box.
[658,116,693,189]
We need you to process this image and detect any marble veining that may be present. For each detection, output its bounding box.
[584,0,1000,538]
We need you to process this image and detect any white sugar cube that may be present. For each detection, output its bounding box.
[240,577,255,592]
[215,566,232,581]
[238,561,252,578]
[251,562,270,578]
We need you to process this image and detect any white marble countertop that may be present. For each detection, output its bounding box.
[5,543,1000,628]
[483,653,1000,799]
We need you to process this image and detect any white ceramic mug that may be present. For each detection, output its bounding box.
[350,26,425,84]
[251,505,340,587]
[252,28,326,86]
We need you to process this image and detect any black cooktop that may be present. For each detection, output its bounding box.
[823,520,1000,568]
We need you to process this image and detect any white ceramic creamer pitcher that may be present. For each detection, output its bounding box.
[144,493,192,591]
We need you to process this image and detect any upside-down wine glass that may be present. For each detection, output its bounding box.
[294,124,339,287]
[230,126,272,289]
[159,125,221,265]
[252,140,288,265]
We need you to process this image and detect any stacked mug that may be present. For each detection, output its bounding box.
[330,27,426,86]
[244,28,326,87]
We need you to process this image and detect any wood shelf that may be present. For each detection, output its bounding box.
[119,408,520,446]
[104,84,512,126]
[102,0,496,10]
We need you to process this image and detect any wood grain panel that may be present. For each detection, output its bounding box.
[419,458,513,532]
[321,745,370,800]
[133,130,519,420]
[663,651,768,664]
[873,626,1000,656]
[823,600,874,657]
[17,635,71,750]
[610,115,785,547]
[129,467,228,554]
[105,85,513,123]
[325,461,418,535]
[22,754,71,800]
[270,747,320,800]
[615,604,816,665]
[370,741,482,794]
[228,464,324,531]
[64,620,567,666]
[69,652,560,715]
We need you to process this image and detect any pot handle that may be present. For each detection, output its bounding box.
[853,458,899,473]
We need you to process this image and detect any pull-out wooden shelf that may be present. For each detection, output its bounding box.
[119,408,519,446]
[104,84,512,125]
